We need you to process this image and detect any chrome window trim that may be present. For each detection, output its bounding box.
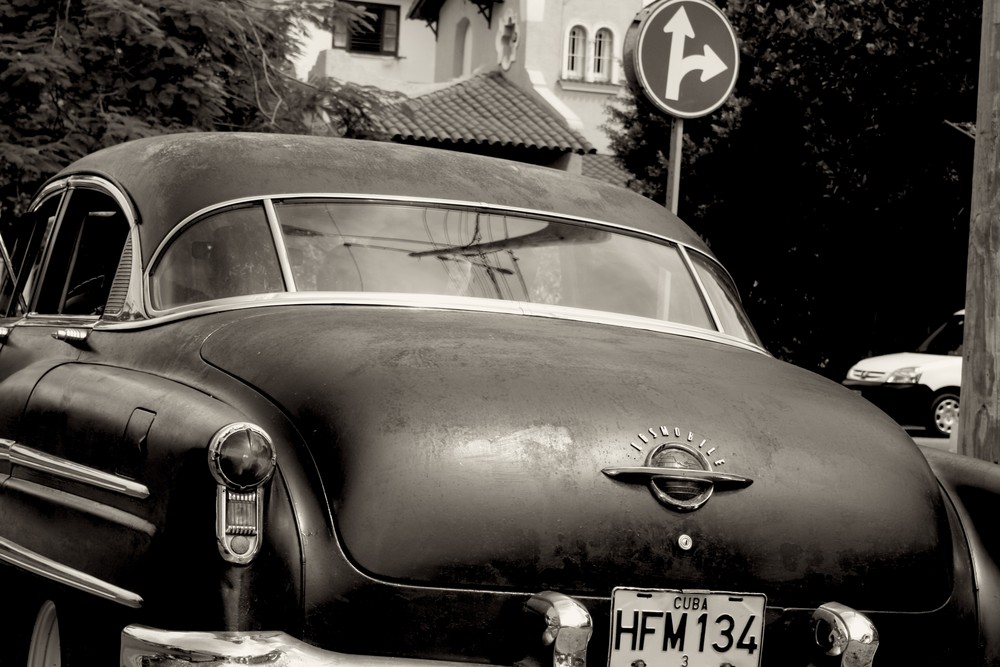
[10,442,150,499]
[102,292,770,355]
[33,176,138,222]
[24,176,142,320]
[146,193,705,268]
[0,534,143,608]
[143,193,727,308]
[679,245,725,334]
[140,194,759,348]
[21,191,68,316]
[0,227,26,315]
[264,198,298,291]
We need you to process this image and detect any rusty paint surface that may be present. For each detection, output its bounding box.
[200,305,952,613]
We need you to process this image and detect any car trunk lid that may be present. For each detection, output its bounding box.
[200,306,953,613]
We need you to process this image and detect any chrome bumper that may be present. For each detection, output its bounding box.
[122,595,878,667]
[121,591,593,667]
[121,625,474,667]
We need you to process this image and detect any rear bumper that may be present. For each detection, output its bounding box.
[120,624,474,667]
[121,591,593,667]
[120,599,885,667]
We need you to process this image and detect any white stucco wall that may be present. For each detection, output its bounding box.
[297,1,437,88]
[294,0,647,153]
[423,0,643,153]
[433,1,510,82]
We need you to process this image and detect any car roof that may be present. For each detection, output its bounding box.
[48,132,712,265]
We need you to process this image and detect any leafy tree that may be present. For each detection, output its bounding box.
[606,0,980,378]
[0,0,394,216]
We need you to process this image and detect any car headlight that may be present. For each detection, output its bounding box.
[885,367,922,384]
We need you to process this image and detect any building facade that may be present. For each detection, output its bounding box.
[305,0,653,154]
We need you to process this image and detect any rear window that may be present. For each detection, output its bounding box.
[149,199,761,345]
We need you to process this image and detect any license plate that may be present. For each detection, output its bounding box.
[608,588,766,667]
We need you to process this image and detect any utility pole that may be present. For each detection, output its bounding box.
[960,0,1000,462]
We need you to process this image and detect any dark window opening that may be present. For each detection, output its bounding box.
[0,195,60,317]
[34,189,130,316]
[339,2,399,55]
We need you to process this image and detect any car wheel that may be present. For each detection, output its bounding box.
[929,392,960,438]
[27,600,61,667]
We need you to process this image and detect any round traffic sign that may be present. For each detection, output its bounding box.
[624,0,740,119]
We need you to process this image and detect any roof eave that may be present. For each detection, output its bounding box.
[407,0,445,22]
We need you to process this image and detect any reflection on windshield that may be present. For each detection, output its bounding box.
[150,199,761,344]
[918,314,964,356]
[275,202,715,330]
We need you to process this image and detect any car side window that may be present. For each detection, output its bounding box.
[32,188,130,317]
[151,203,284,310]
[0,195,61,317]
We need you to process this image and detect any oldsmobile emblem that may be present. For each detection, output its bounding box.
[602,426,752,511]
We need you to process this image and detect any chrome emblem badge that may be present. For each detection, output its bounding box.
[602,426,752,511]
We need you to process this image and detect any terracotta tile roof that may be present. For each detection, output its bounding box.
[581,153,632,187]
[380,70,595,154]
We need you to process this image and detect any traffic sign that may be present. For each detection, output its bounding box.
[623,0,740,119]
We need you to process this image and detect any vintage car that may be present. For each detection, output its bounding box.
[0,133,998,667]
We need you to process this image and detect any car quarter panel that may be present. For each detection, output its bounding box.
[921,446,1000,661]
[0,328,305,661]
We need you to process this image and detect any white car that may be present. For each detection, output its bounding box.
[843,310,963,437]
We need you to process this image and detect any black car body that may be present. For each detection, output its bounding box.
[0,133,998,667]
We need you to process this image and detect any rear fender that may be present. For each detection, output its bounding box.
[921,446,1000,663]
[1,362,301,641]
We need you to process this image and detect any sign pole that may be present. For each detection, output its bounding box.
[666,117,683,214]
[622,0,739,217]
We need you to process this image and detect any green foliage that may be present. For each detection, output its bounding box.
[605,0,980,377]
[0,0,394,216]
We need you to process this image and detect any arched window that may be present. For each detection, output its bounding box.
[593,28,613,82]
[566,26,586,79]
[453,18,471,78]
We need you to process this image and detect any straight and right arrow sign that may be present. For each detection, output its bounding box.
[624,0,740,119]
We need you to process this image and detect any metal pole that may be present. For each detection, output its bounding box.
[665,117,683,214]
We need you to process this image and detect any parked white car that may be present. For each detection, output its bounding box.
[843,310,963,437]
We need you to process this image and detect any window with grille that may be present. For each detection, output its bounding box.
[566,26,585,79]
[593,29,612,81]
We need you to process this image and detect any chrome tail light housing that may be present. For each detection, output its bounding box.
[207,423,277,565]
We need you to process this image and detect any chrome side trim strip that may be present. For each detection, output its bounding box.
[10,444,150,499]
[122,625,472,667]
[105,292,770,355]
[0,438,12,463]
[602,466,754,487]
[0,536,143,608]
[6,478,156,536]
[12,316,98,328]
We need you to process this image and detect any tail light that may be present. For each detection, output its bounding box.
[207,423,277,564]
